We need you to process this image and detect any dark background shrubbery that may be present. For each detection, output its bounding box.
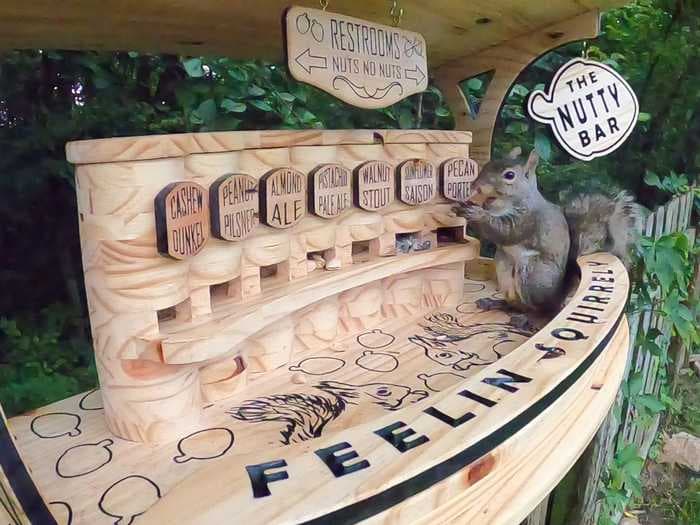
[0,0,697,416]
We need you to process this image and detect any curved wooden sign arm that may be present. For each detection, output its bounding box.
[140,253,630,525]
[433,10,601,165]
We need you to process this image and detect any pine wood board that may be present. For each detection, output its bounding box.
[66,130,472,165]
[7,253,629,524]
[0,2,626,66]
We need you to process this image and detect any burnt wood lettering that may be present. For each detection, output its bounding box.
[314,442,370,477]
[155,181,209,259]
[209,173,259,241]
[552,327,589,341]
[535,343,566,360]
[458,389,497,407]
[374,421,429,453]
[440,157,479,202]
[398,159,437,205]
[246,460,289,498]
[528,58,639,161]
[482,369,532,393]
[308,164,352,218]
[259,167,306,229]
[285,6,428,109]
[353,160,394,211]
[423,406,476,428]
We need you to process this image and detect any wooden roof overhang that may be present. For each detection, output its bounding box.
[0,1,626,163]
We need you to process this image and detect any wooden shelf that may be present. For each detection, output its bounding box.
[157,242,477,365]
[0,1,625,66]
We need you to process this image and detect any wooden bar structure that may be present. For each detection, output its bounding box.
[0,2,634,524]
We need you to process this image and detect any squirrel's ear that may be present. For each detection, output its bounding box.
[524,150,539,179]
[507,147,522,160]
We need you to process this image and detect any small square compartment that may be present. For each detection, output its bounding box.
[157,297,192,330]
[396,232,432,253]
[351,240,371,264]
[436,226,465,246]
[210,281,235,307]
[260,263,284,291]
[306,250,326,271]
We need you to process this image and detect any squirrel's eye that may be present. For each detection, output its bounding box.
[503,170,516,180]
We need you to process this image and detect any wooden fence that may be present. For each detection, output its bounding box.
[578,191,696,525]
[523,191,697,525]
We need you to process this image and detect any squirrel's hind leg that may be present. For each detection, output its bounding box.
[516,256,566,313]
[494,249,519,305]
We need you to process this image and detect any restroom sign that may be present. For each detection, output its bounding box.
[527,58,639,161]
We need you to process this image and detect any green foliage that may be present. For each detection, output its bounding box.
[644,170,699,196]
[634,232,699,347]
[0,305,95,416]
[599,444,647,525]
[598,176,698,524]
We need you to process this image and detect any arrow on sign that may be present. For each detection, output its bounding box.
[295,48,328,74]
[404,64,426,85]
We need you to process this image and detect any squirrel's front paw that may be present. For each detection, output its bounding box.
[454,203,486,221]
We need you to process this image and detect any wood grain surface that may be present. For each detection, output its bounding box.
[285,6,428,108]
[7,254,630,525]
[0,2,625,66]
[70,129,473,443]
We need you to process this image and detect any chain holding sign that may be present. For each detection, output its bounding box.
[527,58,639,161]
[285,6,428,109]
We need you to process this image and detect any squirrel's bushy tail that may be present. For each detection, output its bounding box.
[564,191,646,267]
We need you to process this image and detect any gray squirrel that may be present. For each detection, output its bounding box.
[453,147,644,313]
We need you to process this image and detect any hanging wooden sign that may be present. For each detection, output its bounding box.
[210,174,259,241]
[284,6,428,109]
[259,168,306,228]
[527,58,639,161]
[309,164,352,218]
[397,159,436,205]
[440,157,479,202]
[353,160,394,211]
[155,181,209,259]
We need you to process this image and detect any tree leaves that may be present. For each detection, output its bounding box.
[534,130,552,161]
[193,98,217,124]
[221,99,246,113]
[182,58,205,78]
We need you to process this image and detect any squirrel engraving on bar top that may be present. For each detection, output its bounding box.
[454,147,644,313]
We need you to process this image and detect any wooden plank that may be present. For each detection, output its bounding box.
[66,129,473,165]
[0,1,627,66]
[142,255,629,524]
[654,206,666,238]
